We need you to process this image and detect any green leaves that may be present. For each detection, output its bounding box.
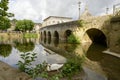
[61,59,82,79]
[17,52,37,72]
[67,34,80,44]
[0,0,14,30]
[15,19,34,32]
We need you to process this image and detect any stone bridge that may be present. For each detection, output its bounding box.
[40,15,120,53]
[40,15,110,45]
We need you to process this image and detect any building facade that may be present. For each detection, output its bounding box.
[42,16,72,27]
[33,23,42,33]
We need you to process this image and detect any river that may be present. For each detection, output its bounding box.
[0,37,120,80]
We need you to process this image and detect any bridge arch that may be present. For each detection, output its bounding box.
[54,31,59,39]
[64,30,72,41]
[40,32,43,41]
[53,31,59,46]
[48,31,51,44]
[44,31,46,38]
[84,28,107,46]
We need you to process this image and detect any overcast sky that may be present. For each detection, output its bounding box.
[8,0,120,23]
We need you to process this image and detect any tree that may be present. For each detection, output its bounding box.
[15,19,34,32]
[0,0,14,30]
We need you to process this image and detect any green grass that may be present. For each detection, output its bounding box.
[24,33,38,38]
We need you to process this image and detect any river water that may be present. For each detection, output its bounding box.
[0,37,120,80]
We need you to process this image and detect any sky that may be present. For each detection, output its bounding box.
[8,0,120,23]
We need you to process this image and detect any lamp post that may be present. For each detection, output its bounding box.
[106,7,109,14]
[113,5,115,15]
[78,1,81,19]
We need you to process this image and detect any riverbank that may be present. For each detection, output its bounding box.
[0,61,32,80]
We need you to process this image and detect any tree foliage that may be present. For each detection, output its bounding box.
[0,0,14,30]
[15,19,34,32]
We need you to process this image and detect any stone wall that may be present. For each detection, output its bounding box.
[110,17,120,53]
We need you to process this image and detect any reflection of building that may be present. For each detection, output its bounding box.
[42,16,72,27]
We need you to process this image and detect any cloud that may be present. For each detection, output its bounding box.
[8,0,45,22]
[8,0,120,23]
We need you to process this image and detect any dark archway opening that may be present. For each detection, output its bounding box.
[65,30,72,41]
[44,31,46,44]
[48,31,51,44]
[54,31,59,47]
[86,28,107,47]
[44,31,46,39]
[41,32,43,41]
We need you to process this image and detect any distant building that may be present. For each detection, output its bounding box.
[33,23,42,33]
[7,21,16,31]
[42,16,72,27]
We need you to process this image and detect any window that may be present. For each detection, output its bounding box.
[53,21,55,23]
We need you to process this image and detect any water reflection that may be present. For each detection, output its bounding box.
[85,43,120,80]
[48,36,51,44]
[53,38,59,47]
[0,37,66,70]
[64,44,78,53]
[0,44,12,57]
[0,36,120,80]
[44,37,46,44]
[86,43,106,61]
[15,39,35,53]
[41,40,120,80]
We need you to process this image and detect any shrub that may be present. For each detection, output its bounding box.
[67,34,80,44]
[77,20,85,27]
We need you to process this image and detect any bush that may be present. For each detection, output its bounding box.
[67,34,80,44]
[61,60,82,79]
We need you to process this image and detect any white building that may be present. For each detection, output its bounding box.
[33,23,42,33]
[42,16,72,27]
